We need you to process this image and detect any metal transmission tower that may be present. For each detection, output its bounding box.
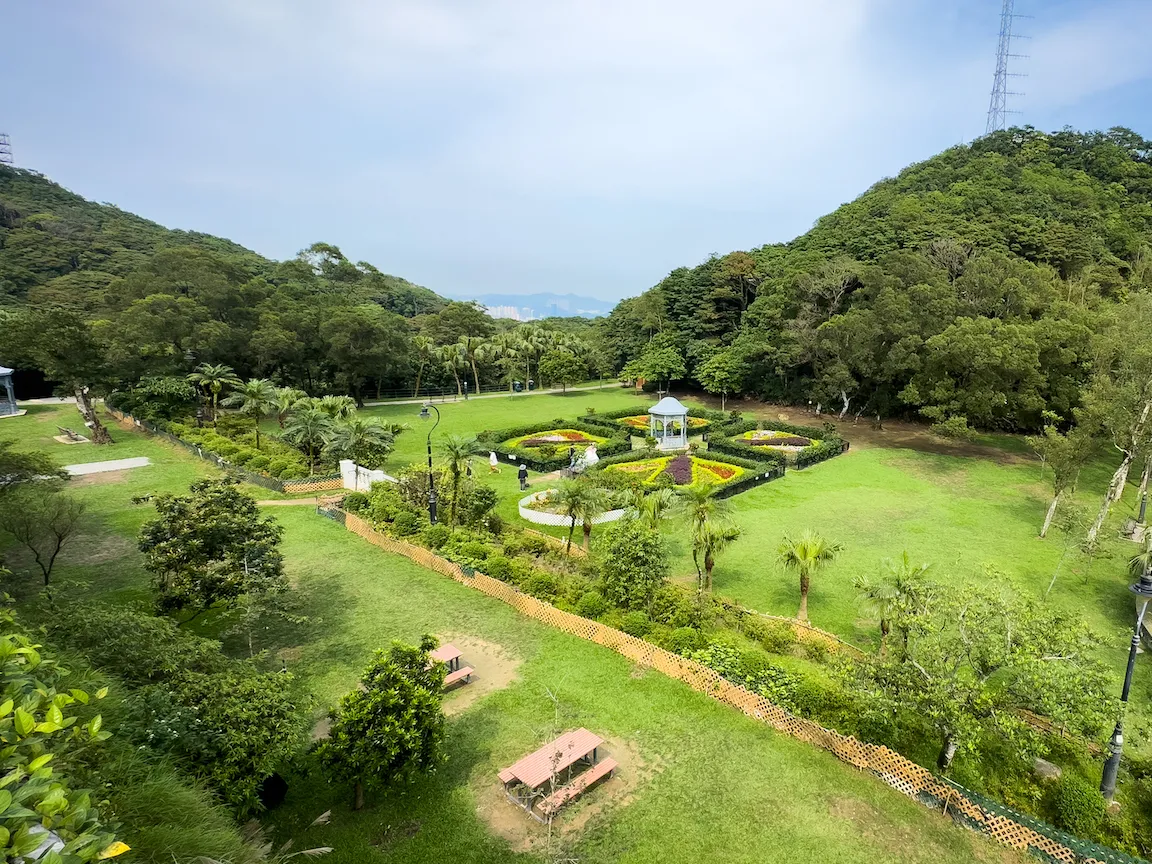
[0,134,11,165]
[985,0,1029,134]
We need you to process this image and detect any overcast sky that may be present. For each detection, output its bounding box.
[5,0,1152,302]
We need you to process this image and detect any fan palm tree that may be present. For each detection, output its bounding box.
[678,482,730,582]
[777,530,843,623]
[552,479,599,553]
[282,408,335,473]
[576,484,611,550]
[221,378,278,449]
[187,363,241,422]
[412,336,436,398]
[457,335,487,395]
[633,487,676,529]
[315,394,356,419]
[693,519,742,592]
[853,552,932,653]
[324,416,396,468]
[516,326,547,386]
[438,344,467,397]
[489,332,523,394]
[273,387,308,428]
[439,434,479,526]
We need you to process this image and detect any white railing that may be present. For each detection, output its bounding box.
[517,491,627,527]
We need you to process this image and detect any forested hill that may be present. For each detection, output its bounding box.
[600,126,1152,434]
[0,164,446,316]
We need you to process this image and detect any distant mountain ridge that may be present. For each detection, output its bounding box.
[449,291,615,320]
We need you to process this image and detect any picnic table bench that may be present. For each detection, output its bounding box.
[498,728,614,820]
[430,643,473,690]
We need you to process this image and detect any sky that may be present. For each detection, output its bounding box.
[4,0,1152,303]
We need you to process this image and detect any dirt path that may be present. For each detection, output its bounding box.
[257,497,320,506]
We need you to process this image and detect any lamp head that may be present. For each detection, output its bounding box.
[419,403,431,421]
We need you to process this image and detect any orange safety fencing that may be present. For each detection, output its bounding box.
[337,511,1115,864]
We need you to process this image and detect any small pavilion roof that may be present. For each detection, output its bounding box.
[649,396,688,416]
[0,367,12,377]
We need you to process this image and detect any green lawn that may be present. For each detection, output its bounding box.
[0,403,1027,863]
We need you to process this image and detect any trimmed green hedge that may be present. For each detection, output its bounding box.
[477,417,631,472]
[580,404,731,434]
[587,448,782,497]
[167,423,311,479]
[708,417,847,468]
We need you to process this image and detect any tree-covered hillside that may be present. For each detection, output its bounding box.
[599,127,1152,433]
[0,165,446,317]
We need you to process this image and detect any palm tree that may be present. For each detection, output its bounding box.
[282,408,335,473]
[634,487,676,530]
[315,394,356,419]
[457,335,487,395]
[273,387,308,428]
[489,332,523,394]
[439,434,479,526]
[187,363,241,422]
[853,552,931,653]
[553,479,596,553]
[438,344,467,397]
[221,378,278,449]
[412,336,436,398]
[677,482,729,579]
[324,416,396,468]
[516,326,547,386]
[576,484,611,550]
[694,520,742,592]
[777,530,843,623]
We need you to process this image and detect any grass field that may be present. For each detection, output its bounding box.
[0,401,1031,863]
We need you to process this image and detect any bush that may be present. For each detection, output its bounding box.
[524,572,558,599]
[230,450,255,466]
[930,415,978,441]
[342,491,370,513]
[1048,774,1107,838]
[247,455,270,472]
[665,627,707,655]
[742,616,798,654]
[421,524,451,549]
[392,510,423,536]
[803,638,830,663]
[576,590,610,619]
[457,540,490,561]
[620,611,652,637]
[266,457,294,477]
[483,553,513,582]
[597,520,668,610]
[279,464,309,480]
[650,585,700,628]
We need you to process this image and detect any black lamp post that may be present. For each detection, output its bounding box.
[1101,564,1152,801]
[418,401,441,524]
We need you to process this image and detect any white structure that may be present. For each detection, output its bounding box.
[518,491,627,528]
[339,459,397,491]
[649,396,689,450]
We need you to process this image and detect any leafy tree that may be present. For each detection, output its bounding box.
[622,338,686,392]
[850,584,1113,771]
[692,519,742,592]
[537,349,586,393]
[437,343,468,398]
[597,518,668,610]
[696,349,744,410]
[324,416,396,469]
[138,478,285,621]
[0,484,85,588]
[222,377,278,450]
[112,375,200,421]
[0,439,64,496]
[411,335,436,398]
[282,408,335,472]
[678,482,730,581]
[187,363,241,423]
[852,552,932,652]
[439,435,479,527]
[317,636,446,810]
[320,305,409,405]
[777,530,843,622]
[457,335,487,395]
[1026,422,1094,538]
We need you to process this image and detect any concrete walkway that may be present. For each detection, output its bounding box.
[64,457,151,476]
[363,383,616,407]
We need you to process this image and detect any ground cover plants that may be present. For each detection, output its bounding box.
[601,452,744,487]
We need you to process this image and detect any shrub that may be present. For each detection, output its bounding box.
[650,585,700,628]
[266,457,294,477]
[421,524,451,549]
[279,464,308,480]
[665,627,706,655]
[215,441,240,458]
[342,491,370,513]
[483,553,513,582]
[597,520,668,610]
[576,590,610,619]
[621,611,652,637]
[519,534,550,557]
[392,510,423,536]
[230,450,255,466]
[803,639,830,663]
[247,455,270,472]
[524,572,558,599]
[1048,775,1107,838]
[930,415,977,441]
[742,616,798,654]
[457,540,490,561]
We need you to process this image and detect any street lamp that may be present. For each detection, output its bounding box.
[1101,564,1152,801]
[418,401,441,524]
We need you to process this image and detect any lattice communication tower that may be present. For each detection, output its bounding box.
[0,134,12,165]
[985,0,1029,134]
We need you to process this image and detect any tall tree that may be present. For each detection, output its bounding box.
[411,335,436,398]
[187,363,241,423]
[1026,422,1094,538]
[696,349,744,411]
[457,335,487,395]
[439,434,478,527]
[324,416,396,469]
[317,636,446,810]
[853,552,933,653]
[221,377,278,450]
[693,519,742,592]
[537,349,586,393]
[282,408,335,473]
[777,530,843,622]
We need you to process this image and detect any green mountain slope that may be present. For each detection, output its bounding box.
[600,126,1152,432]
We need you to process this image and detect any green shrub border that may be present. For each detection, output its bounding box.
[477,417,632,472]
[708,418,849,468]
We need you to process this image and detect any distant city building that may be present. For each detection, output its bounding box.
[485,305,538,321]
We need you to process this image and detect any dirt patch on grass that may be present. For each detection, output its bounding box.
[63,533,136,566]
[474,736,659,854]
[440,635,522,717]
[828,797,1024,863]
[70,469,131,486]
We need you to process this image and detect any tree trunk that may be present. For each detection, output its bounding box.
[798,573,810,622]
[721,392,726,411]
[838,390,850,420]
[74,387,113,444]
[566,519,576,553]
[354,781,365,811]
[254,420,262,451]
[937,735,958,771]
[582,523,591,551]
[1039,492,1060,538]
[471,359,480,396]
[1138,455,1152,516]
[413,363,424,398]
[453,371,462,398]
[705,555,715,591]
[1088,452,1135,545]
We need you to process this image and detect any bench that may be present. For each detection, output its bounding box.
[56,426,84,442]
[538,757,618,817]
[443,665,474,689]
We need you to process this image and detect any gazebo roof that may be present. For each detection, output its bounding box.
[0,366,12,377]
[650,396,688,417]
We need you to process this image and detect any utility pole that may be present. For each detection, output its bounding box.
[985,0,1029,134]
[0,134,12,165]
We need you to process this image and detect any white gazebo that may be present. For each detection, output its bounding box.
[0,366,18,417]
[649,396,689,450]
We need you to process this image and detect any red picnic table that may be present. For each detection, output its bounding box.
[498,728,617,820]
[429,643,473,689]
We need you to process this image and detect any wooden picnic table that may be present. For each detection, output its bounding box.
[498,728,603,791]
[430,643,462,672]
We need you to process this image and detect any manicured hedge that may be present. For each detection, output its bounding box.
[708,417,847,468]
[580,404,731,433]
[705,435,788,468]
[588,448,777,496]
[476,417,631,472]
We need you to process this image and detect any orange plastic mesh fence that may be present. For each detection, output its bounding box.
[338,512,1107,864]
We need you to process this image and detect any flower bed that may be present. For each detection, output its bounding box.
[740,430,817,449]
[617,414,710,432]
[478,418,631,472]
[603,454,745,487]
[507,428,607,452]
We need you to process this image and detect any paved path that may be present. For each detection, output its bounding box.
[64,457,151,475]
[363,383,615,407]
